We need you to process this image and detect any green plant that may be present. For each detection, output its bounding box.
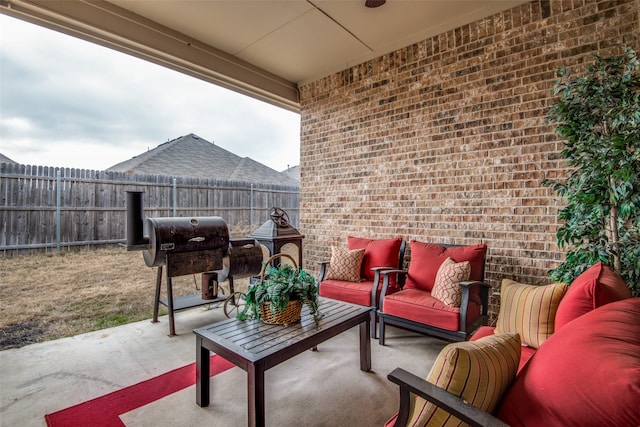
[237,262,322,324]
[543,46,640,295]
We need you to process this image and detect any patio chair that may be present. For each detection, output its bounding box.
[318,236,405,338]
[378,241,489,344]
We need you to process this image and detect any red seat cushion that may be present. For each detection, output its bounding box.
[319,279,387,306]
[470,326,537,374]
[404,241,487,292]
[348,236,403,284]
[382,288,481,331]
[497,298,640,427]
[554,261,632,330]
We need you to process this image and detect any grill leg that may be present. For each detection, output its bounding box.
[167,274,176,336]
[228,276,235,294]
[152,266,162,323]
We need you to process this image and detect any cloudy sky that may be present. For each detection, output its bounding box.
[0,14,300,172]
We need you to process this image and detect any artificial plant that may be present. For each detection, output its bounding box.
[543,46,640,295]
[237,262,322,324]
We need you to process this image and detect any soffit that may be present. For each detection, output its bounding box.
[108,0,528,84]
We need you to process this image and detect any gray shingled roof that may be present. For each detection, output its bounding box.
[281,165,300,181]
[107,133,299,187]
[0,153,17,164]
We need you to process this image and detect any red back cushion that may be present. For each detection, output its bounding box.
[404,241,487,292]
[555,261,632,330]
[347,236,403,282]
[497,298,640,427]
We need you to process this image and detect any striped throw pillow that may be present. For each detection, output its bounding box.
[326,246,365,282]
[431,257,471,307]
[494,279,568,348]
[407,333,521,427]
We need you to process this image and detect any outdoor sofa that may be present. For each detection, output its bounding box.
[386,261,640,426]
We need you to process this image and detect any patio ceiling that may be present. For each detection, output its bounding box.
[0,0,528,112]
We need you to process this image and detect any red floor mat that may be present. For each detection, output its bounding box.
[45,355,234,427]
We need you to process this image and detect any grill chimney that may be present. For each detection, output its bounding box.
[126,191,149,249]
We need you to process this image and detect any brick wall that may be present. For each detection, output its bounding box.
[298,0,640,318]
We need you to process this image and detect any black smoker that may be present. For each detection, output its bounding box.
[126,191,263,335]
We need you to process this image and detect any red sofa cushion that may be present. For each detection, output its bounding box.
[555,261,632,330]
[347,236,403,284]
[470,326,537,374]
[497,298,640,427]
[404,241,486,292]
[382,288,481,331]
[319,279,384,306]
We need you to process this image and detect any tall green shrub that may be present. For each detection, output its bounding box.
[543,47,640,295]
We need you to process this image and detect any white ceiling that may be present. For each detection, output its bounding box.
[107,0,527,84]
[1,0,529,110]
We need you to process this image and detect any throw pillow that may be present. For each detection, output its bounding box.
[404,241,487,292]
[494,279,567,348]
[554,261,632,330]
[407,333,521,427]
[431,257,471,307]
[347,236,403,282]
[325,246,365,282]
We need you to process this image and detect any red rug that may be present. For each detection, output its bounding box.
[45,355,234,427]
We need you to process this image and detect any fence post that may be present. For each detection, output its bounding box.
[56,170,61,251]
[172,178,177,217]
[250,183,254,227]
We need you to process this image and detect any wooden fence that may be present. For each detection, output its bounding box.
[0,163,300,256]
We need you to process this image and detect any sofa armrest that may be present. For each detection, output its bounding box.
[317,260,330,284]
[458,280,490,334]
[369,267,398,307]
[378,269,408,309]
[387,368,508,427]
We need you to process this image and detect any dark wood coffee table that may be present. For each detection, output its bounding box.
[194,297,372,427]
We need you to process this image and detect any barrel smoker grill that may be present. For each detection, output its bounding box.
[126,191,263,335]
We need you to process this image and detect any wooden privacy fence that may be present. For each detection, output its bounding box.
[0,163,300,256]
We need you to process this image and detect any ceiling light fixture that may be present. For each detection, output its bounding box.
[365,0,386,8]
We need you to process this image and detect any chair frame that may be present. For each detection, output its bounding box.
[387,368,508,427]
[318,240,406,338]
[377,243,490,344]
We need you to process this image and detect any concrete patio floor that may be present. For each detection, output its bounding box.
[0,306,445,427]
[1,307,226,427]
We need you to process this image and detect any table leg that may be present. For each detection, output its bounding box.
[359,318,372,372]
[247,363,265,427]
[196,336,210,407]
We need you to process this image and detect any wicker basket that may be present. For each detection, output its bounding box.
[258,253,302,326]
[260,300,303,325]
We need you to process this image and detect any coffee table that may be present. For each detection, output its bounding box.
[194,297,372,427]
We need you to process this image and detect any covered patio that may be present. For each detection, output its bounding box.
[1,1,639,426]
[3,0,638,321]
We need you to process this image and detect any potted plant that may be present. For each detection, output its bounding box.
[543,46,640,295]
[237,254,322,325]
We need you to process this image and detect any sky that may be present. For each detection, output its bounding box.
[0,14,301,172]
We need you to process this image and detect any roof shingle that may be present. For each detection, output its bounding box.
[107,133,299,187]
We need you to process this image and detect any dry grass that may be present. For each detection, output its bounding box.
[0,247,248,350]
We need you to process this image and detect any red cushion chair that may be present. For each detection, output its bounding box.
[386,298,640,427]
[318,237,405,338]
[378,241,489,343]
